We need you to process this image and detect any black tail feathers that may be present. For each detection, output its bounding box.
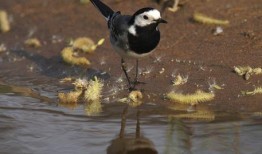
[90,0,114,21]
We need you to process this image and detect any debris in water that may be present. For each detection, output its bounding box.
[167,90,215,105]
[242,87,262,96]
[159,68,165,74]
[172,74,188,86]
[58,77,104,112]
[213,26,223,35]
[24,38,42,48]
[61,47,91,66]
[70,37,104,53]
[73,78,88,91]
[234,66,262,80]
[118,90,143,107]
[80,0,90,4]
[84,77,104,102]
[0,43,6,53]
[0,10,10,33]
[193,13,229,25]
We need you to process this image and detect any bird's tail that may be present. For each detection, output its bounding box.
[90,0,114,21]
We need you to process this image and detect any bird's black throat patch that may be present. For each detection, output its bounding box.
[128,24,160,54]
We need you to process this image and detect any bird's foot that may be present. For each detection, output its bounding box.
[128,81,146,92]
[133,80,146,85]
[128,86,137,92]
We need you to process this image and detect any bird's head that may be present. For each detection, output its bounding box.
[131,8,167,27]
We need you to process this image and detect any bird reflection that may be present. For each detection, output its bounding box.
[107,106,158,154]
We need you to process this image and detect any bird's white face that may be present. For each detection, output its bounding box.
[134,9,161,27]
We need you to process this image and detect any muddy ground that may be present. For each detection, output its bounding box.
[0,0,262,114]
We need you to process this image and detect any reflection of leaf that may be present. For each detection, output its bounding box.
[58,100,78,109]
[167,90,215,105]
[58,91,82,105]
[172,111,215,121]
[84,100,102,116]
[0,83,53,103]
[164,117,191,154]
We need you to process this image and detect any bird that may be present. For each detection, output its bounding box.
[90,0,167,91]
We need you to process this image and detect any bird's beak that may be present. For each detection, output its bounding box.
[157,18,168,24]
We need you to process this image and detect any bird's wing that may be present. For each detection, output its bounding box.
[90,0,114,21]
[110,14,131,36]
[109,15,132,51]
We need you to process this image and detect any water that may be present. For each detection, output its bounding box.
[0,50,262,154]
[1,85,262,154]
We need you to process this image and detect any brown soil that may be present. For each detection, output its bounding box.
[1,0,262,113]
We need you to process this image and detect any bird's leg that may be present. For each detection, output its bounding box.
[121,58,132,90]
[133,59,146,86]
[134,59,139,84]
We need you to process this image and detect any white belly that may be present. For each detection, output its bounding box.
[113,45,154,59]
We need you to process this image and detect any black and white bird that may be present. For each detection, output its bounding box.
[90,0,167,90]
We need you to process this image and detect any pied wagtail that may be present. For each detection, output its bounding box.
[90,0,167,91]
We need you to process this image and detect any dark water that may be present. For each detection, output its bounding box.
[1,83,262,154]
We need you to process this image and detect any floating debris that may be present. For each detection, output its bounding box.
[59,77,75,84]
[0,43,6,53]
[84,77,104,102]
[172,74,188,86]
[61,47,91,66]
[193,13,229,25]
[61,37,104,66]
[167,0,180,12]
[71,37,105,53]
[159,68,165,74]
[234,66,262,80]
[129,90,143,102]
[73,78,88,91]
[0,10,10,33]
[213,26,223,35]
[208,79,224,93]
[118,90,143,107]
[242,87,262,96]
[58,77,104,110]
[252,112,262,117]
[80,0,90,4]
[167,90,215,105]
[172,110,215,121]
[24,38,42,48]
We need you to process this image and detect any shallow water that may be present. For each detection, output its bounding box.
[1,82,262,154]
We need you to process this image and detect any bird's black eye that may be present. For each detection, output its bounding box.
[143,15,149,20]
